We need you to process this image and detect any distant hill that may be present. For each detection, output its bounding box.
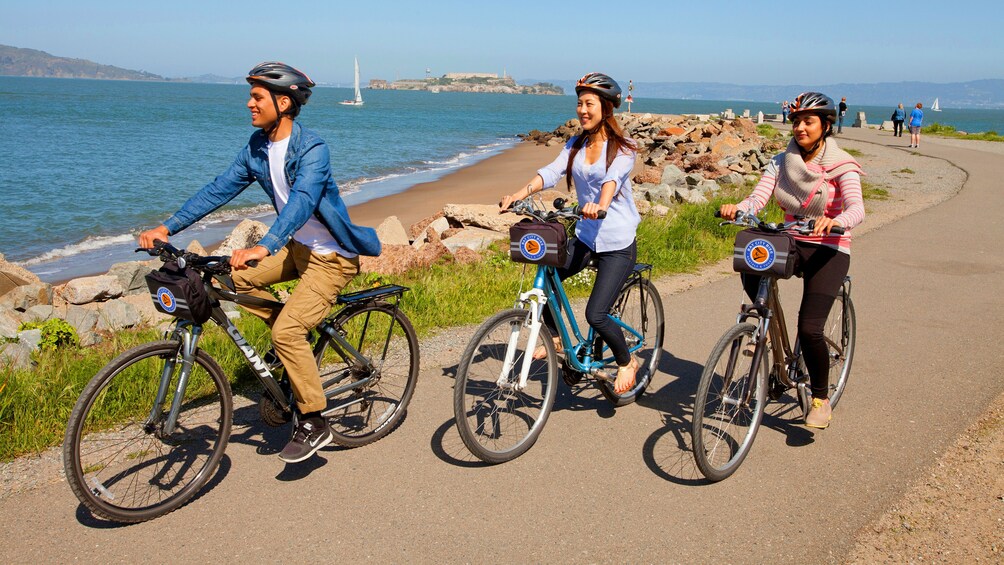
[0,44,166,80]
[524,78,1004,110]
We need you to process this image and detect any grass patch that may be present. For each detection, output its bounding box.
[895,168,915,174]
[922,122,1004,142]
[844,148,866,158]
[0,186,783,461]
[756,124,785,140]
[862,181,891,201]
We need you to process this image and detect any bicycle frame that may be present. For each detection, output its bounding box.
[504,263,647,389]
[149,275,408,434]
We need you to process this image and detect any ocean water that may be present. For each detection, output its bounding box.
[3,77,1001,282]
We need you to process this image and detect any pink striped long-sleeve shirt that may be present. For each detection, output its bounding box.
[737,153,865,254]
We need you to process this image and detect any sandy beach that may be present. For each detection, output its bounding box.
[347,141,562,229]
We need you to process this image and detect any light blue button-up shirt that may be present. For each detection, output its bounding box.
[537,136,639,252]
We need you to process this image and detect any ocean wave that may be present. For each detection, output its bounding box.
[18,234,138,266]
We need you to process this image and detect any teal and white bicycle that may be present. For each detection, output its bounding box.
[453,197,665,464]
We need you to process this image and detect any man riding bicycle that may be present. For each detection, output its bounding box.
[138,61,381,463]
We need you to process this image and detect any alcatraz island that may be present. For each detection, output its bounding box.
[369,71,563,95]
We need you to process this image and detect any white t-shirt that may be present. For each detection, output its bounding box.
[267,137,355,258]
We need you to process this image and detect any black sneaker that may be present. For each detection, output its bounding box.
[278,419,333,463]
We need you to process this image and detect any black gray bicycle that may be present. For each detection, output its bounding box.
[63,241,419,522]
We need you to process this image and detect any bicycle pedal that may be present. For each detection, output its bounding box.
[590,369,615,383]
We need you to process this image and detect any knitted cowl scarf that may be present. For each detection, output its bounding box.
[774,137,863,217]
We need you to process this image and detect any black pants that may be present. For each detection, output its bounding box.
[543,238,637,366]
[893,120,904,137]
[741,241,850,399]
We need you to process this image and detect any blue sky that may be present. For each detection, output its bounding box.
[4,0,1002,85]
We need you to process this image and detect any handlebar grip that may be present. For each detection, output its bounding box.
[714,210,722,218]
[246,259,259,268]
[596,210,607,219]
[829,226,845,235]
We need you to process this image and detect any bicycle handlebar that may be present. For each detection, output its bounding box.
[505,197,606,221]
[136,240,258,274]
[716,210,845,235]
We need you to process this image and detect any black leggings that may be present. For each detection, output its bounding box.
[543,238,637,366]
[741,241,849,399]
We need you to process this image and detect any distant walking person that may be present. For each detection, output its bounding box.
[837,97,848,133]
[891,103,906,137]
[909,102,924,148]
[782,100,790,124]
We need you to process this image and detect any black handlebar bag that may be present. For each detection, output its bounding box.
[732,229,798,279]
[145,261,213,323]
[509,220,568,268]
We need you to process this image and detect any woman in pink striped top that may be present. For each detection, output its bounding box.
[719,92,865,429]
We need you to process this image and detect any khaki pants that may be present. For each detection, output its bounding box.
[232,240,360,414]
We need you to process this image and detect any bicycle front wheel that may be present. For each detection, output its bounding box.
[63,340,232,523]
[316,302,420,448]
[453,309,558,464]
[598,277,665,406]
[824,290,856,408]
[692,323,767,482]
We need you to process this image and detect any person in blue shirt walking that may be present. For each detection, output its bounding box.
[499,72,641,394]
[139,61,381,464]
[909,102,924,148]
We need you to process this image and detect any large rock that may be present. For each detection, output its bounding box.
[17,328,43,351]
[359,240,451,276]
[0,305,21,339]
[645,184,675,207]
[0,257,42,297]
[660,164,686,186]
[96,300,142,332]
[412,217,451,250]
[443,204,520,234]
[116,293,169,325]
[61,275,124,305]
[215,219,270,256]
[440,227,508,254]
[717,172,745,186]
[23,304,56,323]
[107,261,153,296]
[0,282,53,311]
[0,341,35,370]
[375,216,410,246]
[65,305,101,346]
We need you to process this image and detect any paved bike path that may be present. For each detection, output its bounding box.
[1,129,1001,563]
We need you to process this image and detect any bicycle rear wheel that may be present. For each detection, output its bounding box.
[453,308,558,464]
[316,302,420,447]
[824,290,856,408]
[597,277,665,406]
[692,323,767,482]
[63,340,232,523]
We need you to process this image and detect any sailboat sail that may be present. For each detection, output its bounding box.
[340,57,364,106]
[931,98,941,111]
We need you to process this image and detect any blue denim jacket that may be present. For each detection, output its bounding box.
[164,122,381,257]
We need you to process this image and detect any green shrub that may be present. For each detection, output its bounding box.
[17,319,79,350]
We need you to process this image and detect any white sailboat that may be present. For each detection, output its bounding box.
[339,57,364,106]
[931,97,941,112]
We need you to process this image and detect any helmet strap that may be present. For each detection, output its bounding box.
[266,91,284,138]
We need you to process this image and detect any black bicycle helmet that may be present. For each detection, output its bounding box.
[789,92,837,124]
[575,72,622,108]
[246,61,315,106]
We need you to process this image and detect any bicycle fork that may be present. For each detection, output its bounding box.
[149,323,205,436]
[499,288,549,391]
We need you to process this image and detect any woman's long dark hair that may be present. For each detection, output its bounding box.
[565,98,637,190]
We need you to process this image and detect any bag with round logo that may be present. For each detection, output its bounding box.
[144,261,213,323]
[509,219,568,267]
[732,229,798,279]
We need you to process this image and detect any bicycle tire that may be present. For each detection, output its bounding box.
[825,291,856,408]
[316,302,420,448]
[63,340,232,523]
[692,323,767,482]
[453,308,558,464]
[597,278,665,406]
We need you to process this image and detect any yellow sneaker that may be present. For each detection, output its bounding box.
[804,397,832,429]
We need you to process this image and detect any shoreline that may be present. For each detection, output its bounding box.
[38,141,562,284]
